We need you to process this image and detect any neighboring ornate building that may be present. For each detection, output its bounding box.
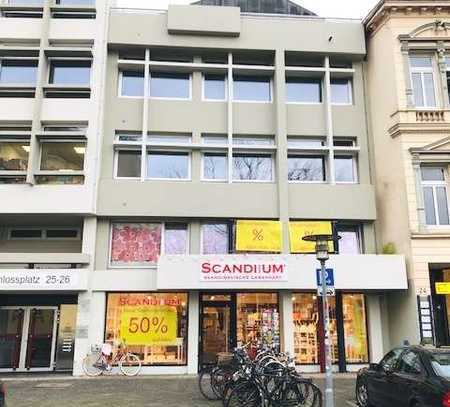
[365,1,450,348]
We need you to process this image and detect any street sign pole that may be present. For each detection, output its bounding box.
[320,259,334,407]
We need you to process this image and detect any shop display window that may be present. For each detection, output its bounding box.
[342,294,369,363]
[164,223,188,255]
[106,293,188,366]
[236,293,280,350]
[110,223,162,266]
[292,294,319,364]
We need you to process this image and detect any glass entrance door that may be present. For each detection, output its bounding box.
[200,294,236,367]
[26,308,57,369]
[0,306,57,372]
[0,308,24,369]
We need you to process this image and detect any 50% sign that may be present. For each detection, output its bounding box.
[120,306,177,346]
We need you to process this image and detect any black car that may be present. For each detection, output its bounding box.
[356,346,450,407]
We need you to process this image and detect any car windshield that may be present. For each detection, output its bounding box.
[431,352,450,378]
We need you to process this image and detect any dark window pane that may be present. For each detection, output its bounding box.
[203,153,227,180]
[423,186,437,225]
[233,76,271,101]
[331,79,351,104]
[35,175,84,184]
[286,78,321,103]
[335,156,355,183]
[117,150,141,178]
[0,142,29,171]
[40,142,84,171]
[204,74,226,100]
[436,187,450,225]
[56,0,94,4]
[288,156,324,181]
[49,61,91,85]
[0,61,37,85]
[150,72,190,98]
[0,176,26,184]
[421,167,445,181]
[398,351,423,376]
[233,154,272,180]
[202,224,229,254]
[10,229,42,239]
[147,152,189,179]
[121,71,144,97]
[46,229,79,238]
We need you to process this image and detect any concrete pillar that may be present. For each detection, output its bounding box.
[187,291,199,374]
[367,295,385,363]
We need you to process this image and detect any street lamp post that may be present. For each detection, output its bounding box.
[302,234,340,407]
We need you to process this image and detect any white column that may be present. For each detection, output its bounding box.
[187,291,199,374]
[281,291,294,356]
[367,295,384,363]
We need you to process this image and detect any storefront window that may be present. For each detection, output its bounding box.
[164,223,188,255]
[106,293,188,366]
[343,294,369,363]
[110,223,162,266]
[293,294,319,364]
[236,293,280,350]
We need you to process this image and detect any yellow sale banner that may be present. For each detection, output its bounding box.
[435,282,450,295]
[120,306,178,346]
[236,220,282,252]
[289,221,333,253]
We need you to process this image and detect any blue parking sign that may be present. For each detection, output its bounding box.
[316,268,334,286]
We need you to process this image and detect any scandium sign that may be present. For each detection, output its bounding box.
[200,261,288,281]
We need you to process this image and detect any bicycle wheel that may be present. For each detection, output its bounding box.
[212,366,234,399]
[199,369,220,400]
[119,353,142,376]
[225,381,261,407]
[82,352,103,377]
[281,380,322,407]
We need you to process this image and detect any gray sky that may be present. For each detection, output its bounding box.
[115,0,379,19]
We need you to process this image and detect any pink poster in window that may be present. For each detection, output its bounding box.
[111,223,161,265]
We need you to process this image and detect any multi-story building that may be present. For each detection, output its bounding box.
[365,0,450,349]
[0,0,407,375]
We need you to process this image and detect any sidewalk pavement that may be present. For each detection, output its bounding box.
[2,374,357,407]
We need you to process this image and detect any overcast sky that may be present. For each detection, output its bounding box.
[115,0,380,19]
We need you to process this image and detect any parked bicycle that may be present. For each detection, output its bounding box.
[198,342,322,407]
[82,341,142,377]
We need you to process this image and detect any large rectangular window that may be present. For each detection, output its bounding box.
[335,155,356,183]
[288,155,325,182]
[120,71,144,97]
[203,74,226,101]
[0,60,38,85]
[330,79,352,104]
[106,293,188,366]
[201,223,229,254]
[421,167,450,225]
[233,75,271,102]
[110,223,162,266]
[116,150,141,178]
[49,61,91,85]
[203,153,227,181]
[293,293,319,364]
[233,154,273,181]
[147,152,190,180]
[342,294,369,363]
[286,78,322,103]
[37,141,85,185]
[410,56,436,108]
[150,72,190,99]
[0,141,29,171]
[236,293,280,349]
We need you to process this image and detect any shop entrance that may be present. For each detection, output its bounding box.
[0,306,58,372]
[199,292,280,368]
[431,268,450,346]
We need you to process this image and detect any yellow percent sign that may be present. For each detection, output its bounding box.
[120,306,178,346]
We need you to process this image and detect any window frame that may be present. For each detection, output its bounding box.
[0,138,30,180]
[421,166,450,227]
[149,71,192,101]
[334,154,358,184]
[48,58,92,87]
[146,150,192,181]
[336,224,363,254]
[232,75,273,104]
[232,152,275,183]
[201,151,228,182]
[7,227,81,240]
[200,222,232,255]
[118,69,145,99]
[202,73,228,102]
[409,55,438,109]
[108,222,189,269]
[0,58,38,86]
[287,153,327,184]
